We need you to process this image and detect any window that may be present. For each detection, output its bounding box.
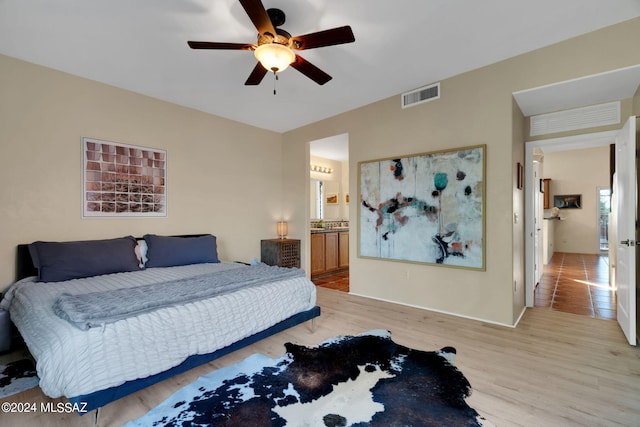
[598,187,611,251]
[310,179,324,219]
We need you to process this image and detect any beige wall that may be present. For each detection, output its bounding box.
[283,17,640,326]
[2,18,639,326]
[0,54,284,286]
[542,147,610,254]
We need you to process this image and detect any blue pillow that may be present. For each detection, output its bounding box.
[29,236,140,283]
[144,234,219,268]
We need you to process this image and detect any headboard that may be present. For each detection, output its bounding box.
[16,244,37,281]
[15,234,209,282]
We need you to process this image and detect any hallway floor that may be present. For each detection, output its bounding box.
[534,252,616,320]
[312,271,349,292]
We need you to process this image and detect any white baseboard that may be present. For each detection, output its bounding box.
[348,291,520,328]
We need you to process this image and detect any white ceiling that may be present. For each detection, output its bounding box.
[1,0,640,142]
[309,133,349,162]
[513,64,640,117]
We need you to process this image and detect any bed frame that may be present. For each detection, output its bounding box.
[13,238,321,413]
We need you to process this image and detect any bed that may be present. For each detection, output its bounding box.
[1,234,320,413]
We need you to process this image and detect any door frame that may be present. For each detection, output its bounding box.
[532,160,543,285]
[524,130,617,307]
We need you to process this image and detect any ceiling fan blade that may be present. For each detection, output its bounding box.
[188,41,255,50]
[290,26,355,50]
[290,55,332,85]
[239,0,276,37]
[245,62,269,85]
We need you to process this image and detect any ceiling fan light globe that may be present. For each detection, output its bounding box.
[254,44,295,73]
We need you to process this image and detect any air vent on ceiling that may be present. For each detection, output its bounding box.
[530,101,620,137]
[401,83,440,109]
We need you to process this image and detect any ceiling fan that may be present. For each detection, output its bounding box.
[187,0,355,88]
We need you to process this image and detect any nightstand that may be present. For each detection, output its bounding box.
[261,239,300,268]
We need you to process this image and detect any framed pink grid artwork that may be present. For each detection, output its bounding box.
[83,137,167,217]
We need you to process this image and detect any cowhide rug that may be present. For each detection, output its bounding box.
[126,330,491,426]
[0,358,39,399]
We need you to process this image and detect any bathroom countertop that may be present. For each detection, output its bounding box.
[310,227,349,233]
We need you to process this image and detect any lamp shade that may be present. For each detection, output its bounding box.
[277,221,288,239]
[254,44,296,73]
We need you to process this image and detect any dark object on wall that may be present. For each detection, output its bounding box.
[516,162,523,190]
[542,179,551,209]
[610,143,615,196]
[554,194,581,209]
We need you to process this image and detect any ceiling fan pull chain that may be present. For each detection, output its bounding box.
[273,71,278,95]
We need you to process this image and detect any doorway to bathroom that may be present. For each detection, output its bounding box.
[309,134,350,292]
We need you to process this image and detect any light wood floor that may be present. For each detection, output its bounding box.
[2,287,639,427]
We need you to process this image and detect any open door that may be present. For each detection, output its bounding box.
[614,116,637,346]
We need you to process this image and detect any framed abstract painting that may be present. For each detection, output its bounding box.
[358,145,486,270]
[82,137,167,217]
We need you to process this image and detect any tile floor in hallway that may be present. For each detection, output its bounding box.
[312,271,349,292]
[534,252,616,320]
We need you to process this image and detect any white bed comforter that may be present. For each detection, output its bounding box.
[1,262,316,399]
